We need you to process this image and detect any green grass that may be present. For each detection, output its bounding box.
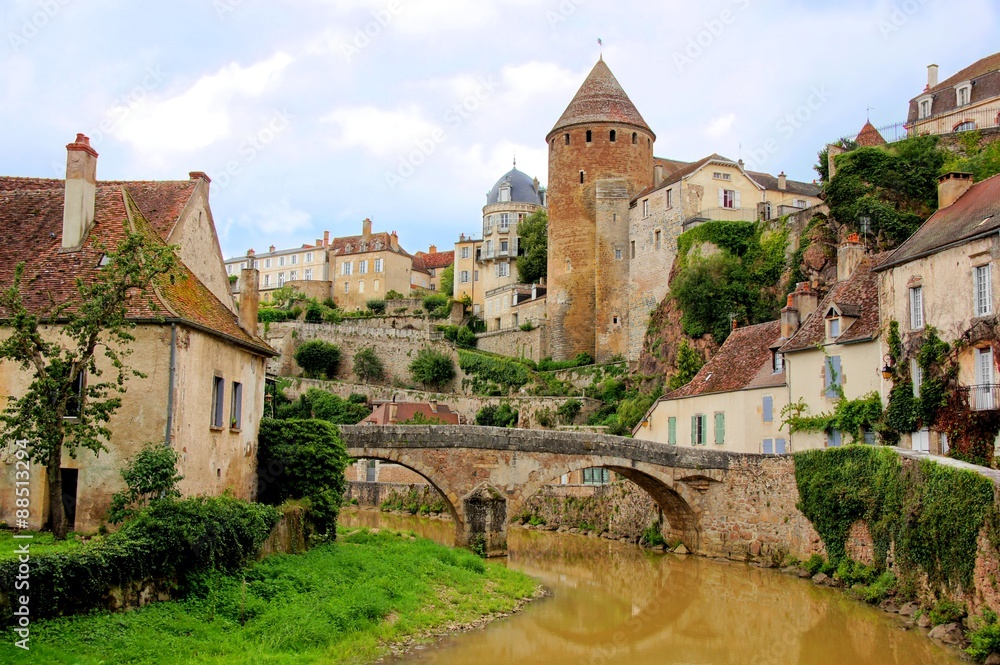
[0,530,84,561]
[0,528,538,664]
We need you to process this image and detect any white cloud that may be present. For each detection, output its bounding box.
[110,52,294,154]
[322,104,442,156]
[705,113,736,138]
[228,199,313,238]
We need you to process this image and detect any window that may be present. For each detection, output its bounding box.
[957,83,971,107]
[828,318,841,339]
[305,268,313,280]
[654,230,661,250]
[643,199,650,217]
[374,279,380,293]
[909,286,924,329]
[500,240,509,254]
[762,202,773,221]
[720,188,739,209]
[918,99,931,119]
[474,270,479,281]
[344,282,349,294]
[211,376,225,428]
[279,256,285,267]
[956,121,977,132]
[306,252,313,262]
[911,358,924,397]
[609,129,616,142]
[230,382,243,430]
[461,247,471,259]
[359,280,365,294]
[65,370,84,419]
[564,133,570,145]
[713,172,731,180]
[374,258,384,272]
[499,186,510,203]
[500,213,510,230]
[254,260,259,269]
[277,272,285,286]
[667,417,677,445]
[586,129,592,143]
[226,264,233,275]
[773,351,784,373]
[827,429,842,447]
[615,248,623,260]
[343,262,353,276]
[632,132,638,144]
[580,171,585,184]
[976,347,995,410]
[291,254,298,265]
[583,467,609,485]
[630,241,636,259]
[825,356,842,398]
[612,315,620,325]
[794,199,807,208]
[666,189,673,208]
[497,262,510,277]
[691,414,707,445]
[975,264,992,316]
[714,412,725,444]
[763,395,773,423]
[460,270,470,283]
[359,260,368,274]
[264,258,272,268]
[485,240,493,257]
[289,270,297,281]
[264,274,271,287]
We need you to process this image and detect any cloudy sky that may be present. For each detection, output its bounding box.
[1,0,997,259]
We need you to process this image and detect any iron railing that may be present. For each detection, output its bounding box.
[960,384,1000,411]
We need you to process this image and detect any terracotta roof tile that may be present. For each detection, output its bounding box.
[549,59,653,138]
[668,320,784,399]
[412,250,454,271]
[877,174,1000,271]
[780,253,889,354]
[330,232,409,257]
[855,121,887,147]
[744,171,822,197]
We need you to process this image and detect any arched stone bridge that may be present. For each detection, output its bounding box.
[340,425,821,560]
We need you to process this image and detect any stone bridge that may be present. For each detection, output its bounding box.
[340,425,821,560]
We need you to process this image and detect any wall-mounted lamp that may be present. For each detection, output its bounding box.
[881,354,895,381]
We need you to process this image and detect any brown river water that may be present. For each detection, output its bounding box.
[340,509,961,665]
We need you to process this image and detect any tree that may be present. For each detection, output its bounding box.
[276,388,369,424]
[439,263,455,298]
[475,403,519,428]
[516,209,548,284]
[0,226,177,538]
[409,348,455,389]
[294,340,341,379]
[107,443,183,524]
[668,340,705,390]
[353,346,385,383]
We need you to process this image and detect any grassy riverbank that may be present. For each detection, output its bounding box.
[0,528,539,664]
[0,530,83,561]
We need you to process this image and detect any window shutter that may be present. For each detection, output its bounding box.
[668,417,676,445]
[718,188,725,207]
[763,395,773,423]
[701,415,708,444]
[775,438,787,454]
[715,413,725,444]
[690,415,697,445]
[734,191,741,210]
[825,356,842,398]
[763,439,773,454]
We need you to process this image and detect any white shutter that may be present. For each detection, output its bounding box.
[735,191,741,210]
[718,188,725,207]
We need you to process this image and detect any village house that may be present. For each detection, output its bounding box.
[225,234,331,303]
[412,245,455,293]
[908,52,1000,136]
[874,172,1000,455]
[0,135,275,532]
[329,218,414,310]
[633,320,789,454]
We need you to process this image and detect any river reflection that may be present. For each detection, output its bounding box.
[340,509,961,665]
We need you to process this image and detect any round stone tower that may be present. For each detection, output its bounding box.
[545,58,655,362]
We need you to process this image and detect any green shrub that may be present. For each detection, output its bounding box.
[304,302,324,323]
[557,398,582,425]
[294,340,341,379]
[640,522,667,547]
[422,294,449,312]
[929,599,967,626]
[276,388,369,424]
[459,350,530,393]
[385,290,404,300]
[456,326,477,348]
[860,571,897,604]
[366,299,386,314]
[535,407,554,428]
[409,348,455,389]
[803,554,825,575]
[519,320,535,331]
[475,403,519,428]
[258,308,290,323]
[353,346,385,383]
[968,611,1000,661]
[107,443,183,524]
[257,418,348,533]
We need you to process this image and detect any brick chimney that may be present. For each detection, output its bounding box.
[239,268,260,336]
[62,134,98,251]
[781,282,820,338]
[269,245,276,252]
[778,171,787,191]
[189,171,211,184]
[390,231,399,251]
[927,63,939,88]
[837,233,866,282]
[362,218,372,241]
[938,172,975,209]
[429,244,437,254]
[323,231,330,247]
[654,163,664,186]
[247,248,255,257]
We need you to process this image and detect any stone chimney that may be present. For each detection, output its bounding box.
[390,231,399,251]
[837,233,866,282]
[323,231,330,246]
[827,144,846,179]
[781,282,820,338]
[239,267,260,337]
[429,244,437,254]
[927,63,939,88]
[62,134,98,251]
[247,248,255,257]
[269,245,276,253]
[778,171,787,191]
[362,218,372,241]
[654,164,664,186]
[429,399,438,413]
[938,172,975,209]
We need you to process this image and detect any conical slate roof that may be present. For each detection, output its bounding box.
[549,59,654,138]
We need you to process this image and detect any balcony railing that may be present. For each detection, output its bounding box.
[960,384,1000,411]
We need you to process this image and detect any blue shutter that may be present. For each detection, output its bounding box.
[762,439,773,454]
[825,356,842,398]
[828,430,842,447]
[763,395,773,423]
[776,438,787,454]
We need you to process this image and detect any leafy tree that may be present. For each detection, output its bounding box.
[0,226,176,539]
[385,290,404,300]
[557,398,582,425]
[365,299,386,314]
[107,443,183,524]
[475,403,519,428]
[257,418,348,533]
[516,209,548,284]
[294,340,341,379]
[277,388,369,424]
[409,348,455,389]
[439,263,455,298]
[668,340,705,390]
[268,285,298,309]
[304,302,324,323]
[353,346,385,383]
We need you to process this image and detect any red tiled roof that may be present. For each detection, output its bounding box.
[362,402,460,425]
[669,320,784,399]
[654,157,690,178]
[780,253,888,354]
[0,181,273,356]
[549,59,653,138]
[877,174,1000,271]
[330,232,409,257]
[855,121,887,147]
[413,250,455,271]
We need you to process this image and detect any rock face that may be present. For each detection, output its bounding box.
[812,573,829,585]
[927,622,967,647]
[984,652,1000,664]
[898,602,920,617]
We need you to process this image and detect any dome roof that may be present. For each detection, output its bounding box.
[486,167,545,206]
[549,59,653,138]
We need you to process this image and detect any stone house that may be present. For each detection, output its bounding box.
[411,245,455,293]
[874,172,1000,454]
[778,244,888,450]
[908,52,1000,136]
[225,234,331,303]
[0,135,274,532]
[453,233,481,312]
[633,321,789,454]
[329,218,414,310]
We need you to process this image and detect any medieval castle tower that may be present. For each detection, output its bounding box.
[546,58,655,363]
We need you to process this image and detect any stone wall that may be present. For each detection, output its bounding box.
[475,324,548,362]
[518,480,660,541]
